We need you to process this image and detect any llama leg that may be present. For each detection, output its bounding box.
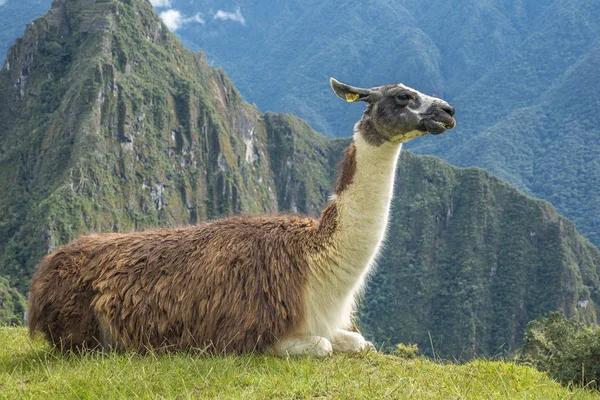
[267,335,333,358]
[332,329,374,353]
[97,313,118,352]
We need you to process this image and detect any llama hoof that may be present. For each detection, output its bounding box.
[313,339,334,358]
[268,335,333,358]
[332,330,371,353]
[364,341,377,353]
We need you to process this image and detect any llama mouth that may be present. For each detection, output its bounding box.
[423,117,456,134]
[434,120,455,130]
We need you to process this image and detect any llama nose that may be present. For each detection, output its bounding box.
[440,104,455,117]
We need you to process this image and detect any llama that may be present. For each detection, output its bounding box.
[28,78,456,357]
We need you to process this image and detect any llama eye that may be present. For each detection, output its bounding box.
[396,93,413,102]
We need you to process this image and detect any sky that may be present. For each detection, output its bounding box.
[151,1,246,31]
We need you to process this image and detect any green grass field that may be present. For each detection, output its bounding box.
[0,327,595,399]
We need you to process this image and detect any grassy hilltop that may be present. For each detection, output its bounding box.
[0,327,595,399]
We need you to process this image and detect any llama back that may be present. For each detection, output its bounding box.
[28,215,323,353]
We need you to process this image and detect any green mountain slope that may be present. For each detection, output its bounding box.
[360,153,600,358]
[162,0,549,138]
[0,277,25,325]
[0,0,290,292]
[0,0,599,359]
[411,0,600,247]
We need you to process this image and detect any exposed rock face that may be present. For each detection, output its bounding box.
[0,0,599,358]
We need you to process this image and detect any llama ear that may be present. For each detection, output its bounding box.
[330,78,372,103]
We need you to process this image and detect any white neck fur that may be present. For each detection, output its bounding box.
[305,128,402,339]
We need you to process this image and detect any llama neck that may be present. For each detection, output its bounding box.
[306,124,402,338]
[305,127,402,337]
[330,129,402,266]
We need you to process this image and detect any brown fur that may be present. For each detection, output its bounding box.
[28,213,340,353]
[334,142,357,194]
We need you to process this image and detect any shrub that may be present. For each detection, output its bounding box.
[394,343,420,359]
[0,276,26,325]
[519,312,600,389]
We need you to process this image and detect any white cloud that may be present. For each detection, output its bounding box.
[149,0,171,7]
[0,0,7,6]
[159,9,183,31]
[159,9,204,31]
[188,14,204,24]
[213,7,246,25]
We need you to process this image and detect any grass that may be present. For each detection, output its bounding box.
[0,327,595,399]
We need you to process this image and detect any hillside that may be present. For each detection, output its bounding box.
[411,0,600,248]
[147,0,550,138]
[1,327,596,399]
[0,0,291,293]
[0,0,599,359]
[360,153,600,358]
[3,2,600,246]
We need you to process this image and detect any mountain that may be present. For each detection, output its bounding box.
[0,0,293,293]
[410,0,600,249]
[0,0,51,324]
[136,0,561,138]
[3,1,600,246]
[0,0,599,358]
[360,153,600,358]
[124,0,600,249]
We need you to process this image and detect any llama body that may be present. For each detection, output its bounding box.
[29,216,320,353]
[28,78,455,356]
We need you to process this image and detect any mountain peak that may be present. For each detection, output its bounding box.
[2,0,185,107]
[0,0,282,295]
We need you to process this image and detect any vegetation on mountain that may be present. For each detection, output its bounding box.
[0,0,599,361]
[263,112,339,217]
[412,0,600,248]
[520,312,600,390]
[0,0,285,293]
[0,276,25,325]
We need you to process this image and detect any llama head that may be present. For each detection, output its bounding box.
[330,78,456,144]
